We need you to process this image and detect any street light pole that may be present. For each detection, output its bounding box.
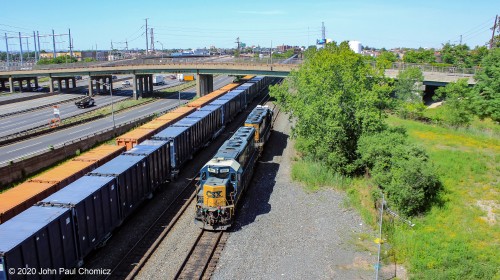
[156,41,164,59]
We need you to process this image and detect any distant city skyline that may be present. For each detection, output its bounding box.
[0,0,498,53]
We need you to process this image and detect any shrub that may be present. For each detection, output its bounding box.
[357,128,442,216]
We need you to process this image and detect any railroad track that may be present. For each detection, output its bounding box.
[174,230,229,279]
[103,79,282,280]
[105,179,197,280]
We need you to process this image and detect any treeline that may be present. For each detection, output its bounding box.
[37,56,95,65]
[372,44,489,69]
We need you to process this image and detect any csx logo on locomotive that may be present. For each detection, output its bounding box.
[206,190,222,198]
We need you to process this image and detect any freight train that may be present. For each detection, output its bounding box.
[195,105,273,230]
[0,76,258,226]
[0,76,270,280]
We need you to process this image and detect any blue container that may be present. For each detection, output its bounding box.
[152,126,191,175]
[200,104,225,126]
[88,155,149,219]
[38,176,119,259]
[124,140,170,190]
[0,206,78,280]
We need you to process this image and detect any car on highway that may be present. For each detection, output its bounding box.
[75,75,83,80]
[122,80,131,87]
[75,96,95,108]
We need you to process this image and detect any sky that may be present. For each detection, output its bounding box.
[0,0,498,52]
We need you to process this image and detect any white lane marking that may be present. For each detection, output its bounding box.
[67,126,95,135]
[5,142,41,154]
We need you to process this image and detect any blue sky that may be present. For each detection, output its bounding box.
[0,0,498,52]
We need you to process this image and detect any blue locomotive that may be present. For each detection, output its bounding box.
[195,105,274,230]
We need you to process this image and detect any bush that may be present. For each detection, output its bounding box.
[357,128,442,216]
[396,101,427,120]
[434,79,474,127]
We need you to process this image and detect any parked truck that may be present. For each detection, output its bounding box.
[176,74,195,81]
[153,75,165,85]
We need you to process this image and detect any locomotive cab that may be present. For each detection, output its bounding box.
[195,159,242,230]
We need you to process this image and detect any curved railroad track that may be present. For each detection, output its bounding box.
[103,79,282,280]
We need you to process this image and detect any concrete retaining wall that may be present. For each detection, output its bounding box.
[0,115,155,189]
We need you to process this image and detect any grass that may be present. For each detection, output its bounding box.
[423,106,500,138]
[386,115,500,279]
[290,117,500,279]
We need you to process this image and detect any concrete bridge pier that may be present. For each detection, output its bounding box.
[132,74,153,99]
[49,77,54,93]
[196,74,213,97]
[89,75,113,95]
[8,77,13,93]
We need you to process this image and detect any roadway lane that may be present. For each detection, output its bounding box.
[0,93,84,117]
[0,94,130,138]
[0,75,234,165]
[0,91,50,102]
[0,77,185,138]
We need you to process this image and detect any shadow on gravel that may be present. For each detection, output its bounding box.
[231,130,289,232]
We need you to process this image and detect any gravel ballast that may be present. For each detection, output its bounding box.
[211,111,377,279]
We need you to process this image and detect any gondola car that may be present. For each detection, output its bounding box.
[0,77,271,279]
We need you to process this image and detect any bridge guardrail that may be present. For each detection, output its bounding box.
[1,57,478,76]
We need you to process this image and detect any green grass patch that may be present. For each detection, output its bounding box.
[291,158,351,192]
[158,80,197,95]
[386,115,500,279]
[424,106,500,138]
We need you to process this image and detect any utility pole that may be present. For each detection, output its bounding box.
[270,40,273,65]
[150,28,155,52]
[4,33,9,65]
[52,29,56,59]
[235,37,240,50]
[459,35,462,45]
[37,31,41,61]
[26,37,30,60]
[68,28,73,58]
[490,14,498,49]
[145,18,149,55]
[321,21,326,41]
[125,40,128,51]
[33,31,38,63]
[19,32,24,65]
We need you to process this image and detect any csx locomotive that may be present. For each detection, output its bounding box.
[195,105,273,230]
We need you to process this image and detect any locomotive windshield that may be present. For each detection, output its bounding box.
[207,167,230,179]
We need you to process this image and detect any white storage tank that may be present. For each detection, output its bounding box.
[348,41,362,54]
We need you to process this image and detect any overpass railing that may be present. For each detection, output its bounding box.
[0,56,304,73]
[379,62,478,76]
[0,57,477,77]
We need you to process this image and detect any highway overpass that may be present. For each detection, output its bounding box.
[0,57,476,97]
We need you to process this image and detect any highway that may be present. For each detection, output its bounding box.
[0,76,185,138]
[0,93,84,117]
[0,94,130,138]
[0,75,233,165]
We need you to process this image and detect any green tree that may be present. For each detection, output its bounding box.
[403,48,436,63]
[376,51,397,69]
[435,79,474,127]
[270,41,391,175]
[472,48,500,122]
[394,67,426,119]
